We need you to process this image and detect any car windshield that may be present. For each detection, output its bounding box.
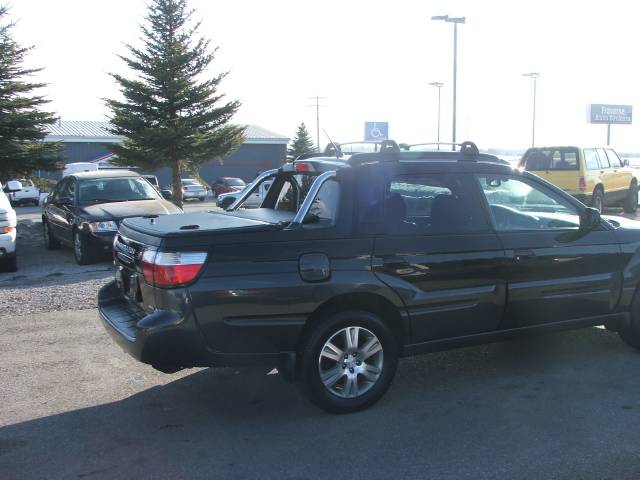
[226,178,245,186]
[78,177,159,203]
[182,179,200,185]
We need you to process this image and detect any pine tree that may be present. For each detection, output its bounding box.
[0,5,62,180]
[106,0,245,206]
[287,122,316,161]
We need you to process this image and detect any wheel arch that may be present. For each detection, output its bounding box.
[297,292,408,355]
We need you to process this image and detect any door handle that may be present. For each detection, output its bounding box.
[514,250,536,261]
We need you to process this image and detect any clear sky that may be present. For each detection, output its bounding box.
[9,0,640,151]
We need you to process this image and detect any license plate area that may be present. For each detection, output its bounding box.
[116,266,142,303]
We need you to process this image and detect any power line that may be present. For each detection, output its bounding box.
[308,96,327,152]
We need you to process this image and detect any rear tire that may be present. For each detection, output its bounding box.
[43,220,60,250]
[619,288,640,351]
[74,231,95,265]
[592,187,604,213]
[299,310,398,414]
[623,182,638,213]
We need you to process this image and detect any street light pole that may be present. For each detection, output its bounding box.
[432,15,465,151]
[522,72,540,147]
[308,96,326,152]
[429,82,444,149]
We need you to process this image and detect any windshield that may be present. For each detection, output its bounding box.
[182,179,200,185]
[522,148,579,171]
[78,177,159,203]
[226,178,245,186]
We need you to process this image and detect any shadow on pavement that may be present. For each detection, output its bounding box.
[2,328,640,480]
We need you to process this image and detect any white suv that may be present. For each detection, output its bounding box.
[0,181,20,272]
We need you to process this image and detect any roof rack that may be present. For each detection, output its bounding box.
[401,141,480,155]
[323,140,401,156]
[348,140,509,166]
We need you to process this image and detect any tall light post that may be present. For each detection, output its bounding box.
[522,72,540,147]
[429,82,444,149]
[431,15,465,151]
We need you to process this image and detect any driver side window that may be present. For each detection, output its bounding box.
[477,175,580,231]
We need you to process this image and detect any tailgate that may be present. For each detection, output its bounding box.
[528,170,579,193]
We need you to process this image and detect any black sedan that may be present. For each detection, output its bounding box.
[43,170,182,264]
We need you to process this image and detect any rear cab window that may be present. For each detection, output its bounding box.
[380,173,490,235]
[522,147,579,171]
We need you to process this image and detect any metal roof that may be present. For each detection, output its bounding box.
[45,121,289,145]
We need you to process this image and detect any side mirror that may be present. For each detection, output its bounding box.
[624,158,630,167]
[580,207,601,230]
[5,180,23,192]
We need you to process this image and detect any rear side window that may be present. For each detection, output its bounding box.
[522,148,579,171]
[383,173,490,235]
[584,149,600,170]
[596,148,610,168]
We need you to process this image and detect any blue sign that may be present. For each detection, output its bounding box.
[589,104,632,124]
[364,122,389,141]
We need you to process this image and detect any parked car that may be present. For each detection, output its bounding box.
[212,177,245,197]
[3,178,40,206]
[99,141,640,413]
[180,178,207,201]
[216,180,272,209]
[0,180,20,272]
[520,146,638,213]
[43,170,182,265]
[142,175,160,191]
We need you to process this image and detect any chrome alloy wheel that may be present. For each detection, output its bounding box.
[318,326,384,398]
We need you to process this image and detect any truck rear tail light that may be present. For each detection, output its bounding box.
[142,250,207,288]
[578,176,586,191]
[295,162,312,173]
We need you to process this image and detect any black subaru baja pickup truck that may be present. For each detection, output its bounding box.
[99,141,640,413]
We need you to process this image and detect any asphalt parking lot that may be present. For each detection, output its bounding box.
[1,202,640,479]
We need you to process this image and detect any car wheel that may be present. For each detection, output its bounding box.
[1,252,17,272]
[592,187,604,213]
[199,197,205,202]
[299,310,398,413]
[74,231,94,265]
[619,287,640,350]
[43,220,60,250]
[221,198,234,209]
[623,182,638,213]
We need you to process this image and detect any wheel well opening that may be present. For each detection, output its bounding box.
[298,293,407,353]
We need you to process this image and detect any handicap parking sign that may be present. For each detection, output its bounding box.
[364,122,389,141]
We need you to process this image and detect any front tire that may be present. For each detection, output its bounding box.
[43,220,60,250]
[74,231,94,265]
[199,196,205,202]
[1,252,17,272]
[624,182,638,213]
[299,311,398,414]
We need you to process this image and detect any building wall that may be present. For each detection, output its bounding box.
[153,143,287,187]
[44,142,287,186]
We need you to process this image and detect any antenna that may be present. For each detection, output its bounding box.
[323,129,340,159]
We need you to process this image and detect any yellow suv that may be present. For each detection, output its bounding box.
[520,146,638,213]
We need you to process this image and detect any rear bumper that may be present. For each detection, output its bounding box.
[98,281,293,373]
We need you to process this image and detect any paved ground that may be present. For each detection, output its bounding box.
[1,201,640,479]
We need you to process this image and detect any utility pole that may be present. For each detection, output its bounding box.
[308,96,326,152]
[429,82,444,149]
[432,15,466,151]
[522,72,540,147]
